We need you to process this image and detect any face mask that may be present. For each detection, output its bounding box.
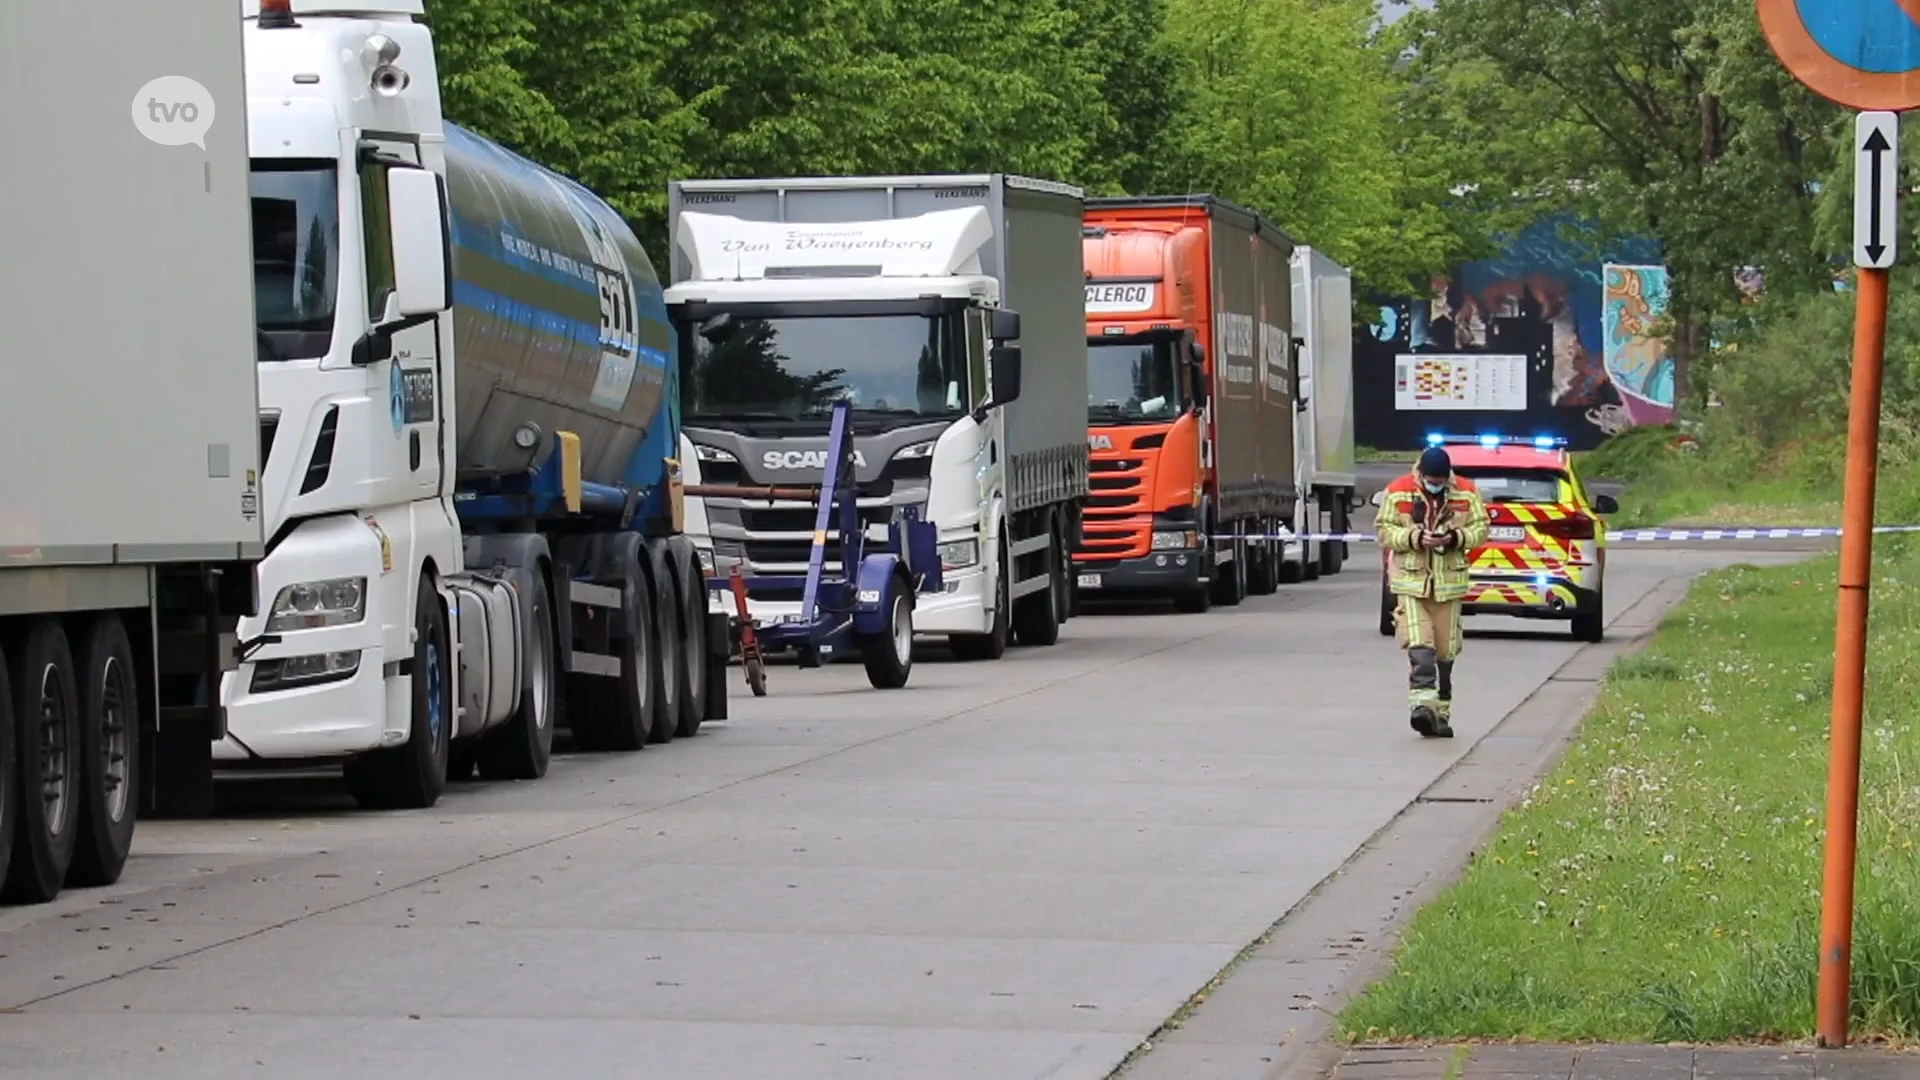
[1421,479,1446,495]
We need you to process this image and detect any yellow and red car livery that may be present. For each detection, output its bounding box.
[1378,435,1619,642]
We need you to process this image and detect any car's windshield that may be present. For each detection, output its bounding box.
[682,313,967,423]
[1456,467,1566,504]
[1087,339,1182,423]
[251,160,339,361]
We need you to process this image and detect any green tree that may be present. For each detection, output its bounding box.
[1399,0,1846,400]
[1151,0,1462,294]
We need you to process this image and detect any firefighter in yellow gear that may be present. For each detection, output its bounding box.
[1376,446,1490,738]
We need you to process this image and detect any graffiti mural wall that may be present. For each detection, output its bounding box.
[1355,215,1669,450]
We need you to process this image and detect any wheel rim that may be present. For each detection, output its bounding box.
[425,641,445,748]
[891,594,913,663]
[528,600,552,732]
[99,655,132,823]
[38,664,71,835]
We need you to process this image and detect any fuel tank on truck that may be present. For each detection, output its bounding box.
[443,123,673,487]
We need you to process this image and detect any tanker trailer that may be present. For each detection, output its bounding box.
[226,0,728,811]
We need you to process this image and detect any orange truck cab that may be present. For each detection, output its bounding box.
[1075,196,1297,612]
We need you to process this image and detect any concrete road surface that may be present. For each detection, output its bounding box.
[0,548,1801,1079]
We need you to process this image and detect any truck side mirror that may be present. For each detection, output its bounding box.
[1188,340,1204,366]
[386,167,451,318]
[991,308,1022,342]
[1369,489,1386,507]
[989,344,1023,408]
[1594,493,1620,515]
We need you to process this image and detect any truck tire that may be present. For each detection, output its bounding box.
[1246,521,1279,596]
[570,536,659,752]
[861,574,914,689]
[671,545,709,739]
[1211,534,1247,607]
[67,615,138,888]
[950,536,1010,661]
[346,576,452,810]
[645,541,679,745]
[1379,580,1396,637]
[475,567,557,781]
[0,644,13,894]
[6,618,82,903]
[1012,527,1062,647]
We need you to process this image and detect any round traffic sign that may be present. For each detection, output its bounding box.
[1757,0,1920,111]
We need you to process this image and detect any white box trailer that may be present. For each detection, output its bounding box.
[665,175,1091,660]
[0,0,264,903]
[1284,246,1359,581]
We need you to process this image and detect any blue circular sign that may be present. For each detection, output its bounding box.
[1759,0,1920,111]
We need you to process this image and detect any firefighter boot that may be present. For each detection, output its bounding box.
[1433,660,1456,739]
[1408,646,1440,736]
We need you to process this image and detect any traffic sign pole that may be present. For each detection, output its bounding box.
[1756,1,1916,1051]
[1816,262,1889,1049]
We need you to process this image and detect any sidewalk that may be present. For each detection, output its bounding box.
[1331,1043,1920,1079]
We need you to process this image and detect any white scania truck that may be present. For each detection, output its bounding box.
[0,1,264,904]
[1282,246,1359,582]
[223,0,728,811]
[662,177,1091,661]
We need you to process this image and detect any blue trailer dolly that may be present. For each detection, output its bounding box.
[688,401,943,690]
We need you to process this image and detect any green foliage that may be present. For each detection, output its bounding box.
[419,0,1481,288]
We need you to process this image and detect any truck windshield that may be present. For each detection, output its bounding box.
[683,313,966,425]
[1088,340,1182,423]
[251,160,339,361]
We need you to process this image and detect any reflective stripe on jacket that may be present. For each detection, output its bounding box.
[1377,469,1490,602]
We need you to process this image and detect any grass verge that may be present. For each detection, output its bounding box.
[1339,545,1920,1044]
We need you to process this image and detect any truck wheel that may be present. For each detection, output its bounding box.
[645,542,680,745]
[6,619,82,903]
[1379,580,1396,637]
[67,615,138,889]
[950,537,1010,661]
[346,577,452,810]
[476,567,557,781]
[573,537,660,752]
[1211,535,1247,606]
[1012,529,1062,647]
[861,576,914,689]
[672,546,709,738]
[1246,523,1279,596]
[0,644,13,894]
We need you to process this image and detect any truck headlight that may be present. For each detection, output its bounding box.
[1152,530,1198,551]
[266,577,367,632]
[692,444,737,463]
[695,545,716,573]
[894,440,936,460]
[938,539,979,569]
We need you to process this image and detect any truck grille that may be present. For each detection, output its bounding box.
[1079,456,1151,559]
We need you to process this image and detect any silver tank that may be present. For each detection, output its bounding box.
[444,122,671,487]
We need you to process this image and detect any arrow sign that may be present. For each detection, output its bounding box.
[1856,111,1900,270]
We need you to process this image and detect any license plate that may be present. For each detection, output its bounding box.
[1077,573,1102,589]
[1489,526,1526,542]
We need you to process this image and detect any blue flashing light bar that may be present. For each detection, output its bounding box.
[1425,433,1569,451]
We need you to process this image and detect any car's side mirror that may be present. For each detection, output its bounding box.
[387,167,450,318]
[1369,489,1387,507]
[1594,493,1620,515]
[991,308,1021,342]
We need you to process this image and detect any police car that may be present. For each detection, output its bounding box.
[1376,434,1619,642]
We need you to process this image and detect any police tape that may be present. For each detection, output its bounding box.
[1246,525,1920,544]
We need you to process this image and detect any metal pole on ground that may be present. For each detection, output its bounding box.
[1815,109,1900,1050]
